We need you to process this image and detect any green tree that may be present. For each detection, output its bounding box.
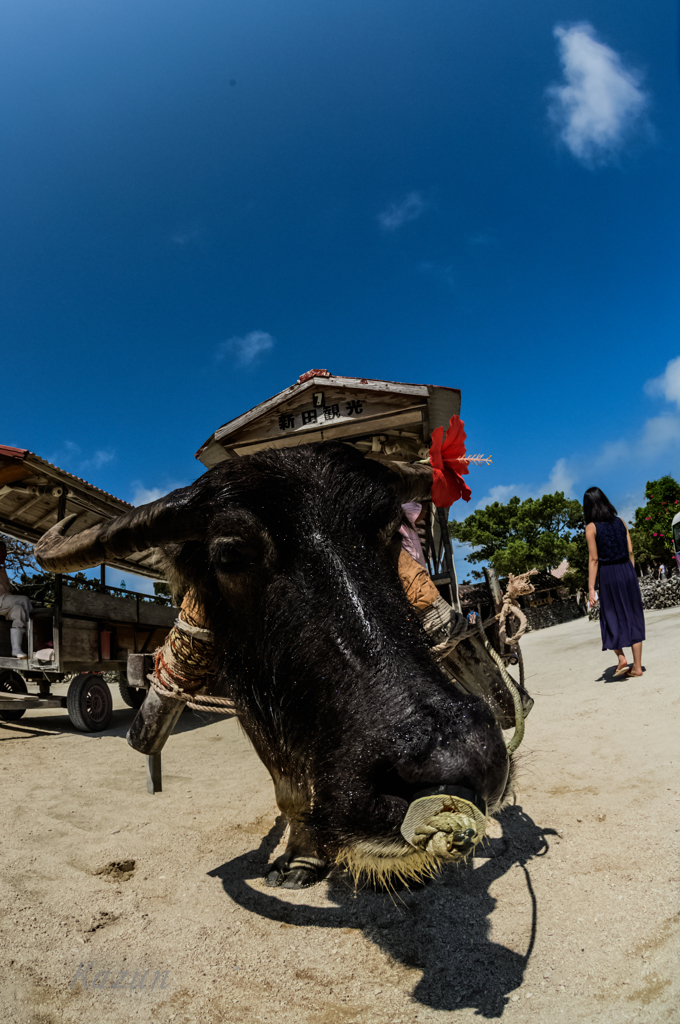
[0,533,41,582]
[629,475,680,564]
[449,492,586,583]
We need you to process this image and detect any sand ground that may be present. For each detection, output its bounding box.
[1,608,678,1024]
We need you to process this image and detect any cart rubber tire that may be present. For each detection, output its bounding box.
[0,671,28,722]
[118,676,147,709]
[67,673,113,732]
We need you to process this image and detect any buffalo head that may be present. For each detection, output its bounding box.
[36,442,511,886]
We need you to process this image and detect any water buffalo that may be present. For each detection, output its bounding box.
[36,442,514,888]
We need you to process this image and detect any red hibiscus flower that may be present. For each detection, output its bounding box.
[428,414,472,507]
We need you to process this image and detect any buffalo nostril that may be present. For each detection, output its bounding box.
[452,829,477,850]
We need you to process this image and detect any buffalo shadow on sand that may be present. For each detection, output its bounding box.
[208,804,556,1018]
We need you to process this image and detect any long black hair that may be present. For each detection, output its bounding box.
[583,487,618,524]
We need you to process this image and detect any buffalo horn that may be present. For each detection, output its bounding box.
[34,492,199,574]
[377,460,433,504]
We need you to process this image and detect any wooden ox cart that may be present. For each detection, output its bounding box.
[0,445,176,731]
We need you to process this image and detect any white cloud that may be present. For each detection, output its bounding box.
[216,330,275,367]
[644,355,680,409]
[132,485,168,506]
[547,22,649,166]
[468,460,575,513]
[377,192,426,231]
[639,413,680,451]
[546,457,575,494]
[47,442,115,476]
[539,411,680,488]
[131,477,190,506]
[447,452,576,517]
[472,484,529,510]
[617,495,643,527]
[593,414,680,472]
[88,450,115,470]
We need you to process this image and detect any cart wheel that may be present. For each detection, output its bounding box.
[0,671,28,722]
[67,673,113,732]
[118,676,146,709]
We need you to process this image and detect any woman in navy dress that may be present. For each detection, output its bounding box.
[584,487,645,678]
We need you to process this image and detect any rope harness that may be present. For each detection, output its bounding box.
[496,568,538,646]
[148,611,236,715]
[400,787,488,861]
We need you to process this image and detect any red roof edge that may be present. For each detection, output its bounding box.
[0,445,29,461]
[296,368,331,384]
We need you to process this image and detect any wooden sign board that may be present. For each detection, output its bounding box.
[196,371,461,466]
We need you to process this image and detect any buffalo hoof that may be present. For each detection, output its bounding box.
[264,854,324,889]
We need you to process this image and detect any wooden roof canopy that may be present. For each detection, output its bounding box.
[0,446,162,580]
[196,369,461,467]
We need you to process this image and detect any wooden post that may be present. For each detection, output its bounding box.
[146,754,162,794]
[128,685,184,795]
[53,493,67,671]
[483,566,506,655]
[483,566,503,612]
[128,686,184,755]
[437,507,461,612]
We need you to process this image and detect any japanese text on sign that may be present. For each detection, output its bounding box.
[277,401,363,432]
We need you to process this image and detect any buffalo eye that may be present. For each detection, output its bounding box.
[210,537,257,574]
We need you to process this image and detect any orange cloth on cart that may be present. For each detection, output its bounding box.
[398,549,440,611]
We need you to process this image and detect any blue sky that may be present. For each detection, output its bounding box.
[1,0,679,586]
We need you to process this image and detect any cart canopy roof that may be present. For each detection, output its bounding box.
[0,445,161,580]
[196,369,461,467]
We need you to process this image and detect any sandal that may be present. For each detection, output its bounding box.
[612,664,630,678]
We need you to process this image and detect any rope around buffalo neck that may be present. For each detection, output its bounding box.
[148,614,237,715]
[476,616,525,755]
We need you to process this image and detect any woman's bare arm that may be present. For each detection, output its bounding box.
[586,522,599,603]
[623,519,635,565]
